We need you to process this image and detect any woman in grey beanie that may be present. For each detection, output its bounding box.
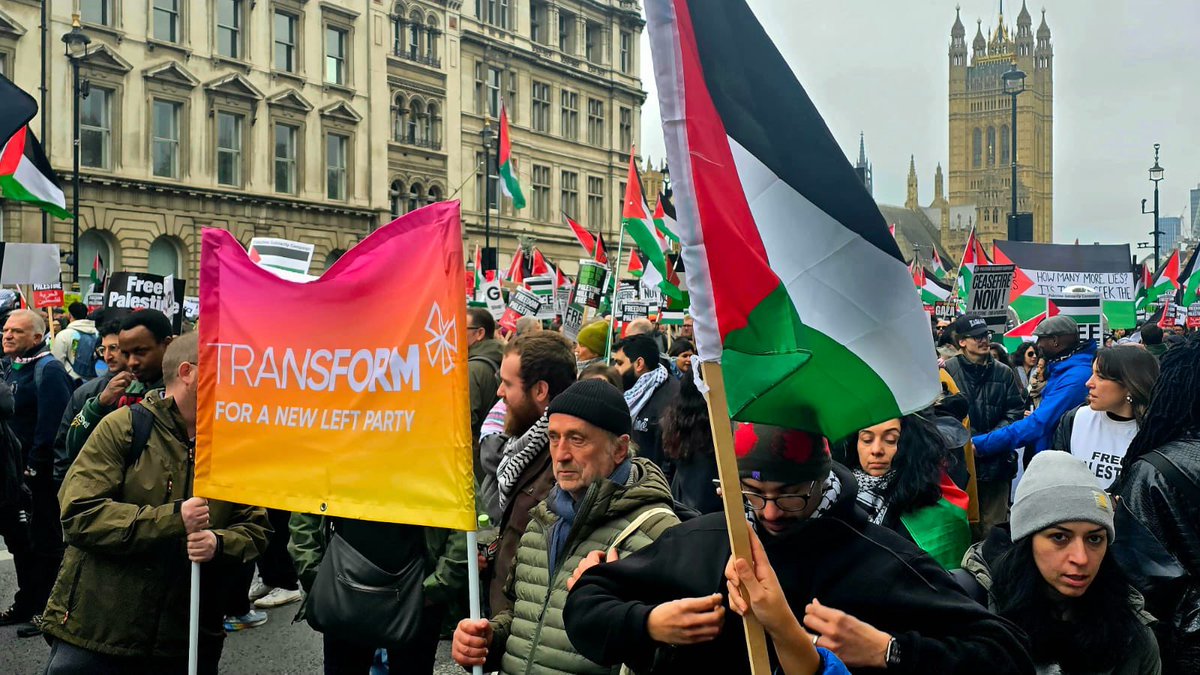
[959,452,1161,674]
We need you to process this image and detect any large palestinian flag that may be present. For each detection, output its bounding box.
[0,126,71,219]
[994,241,1137,329]
[622,154,684,301]
[646,0,938,439]
[1145,250,1180,306]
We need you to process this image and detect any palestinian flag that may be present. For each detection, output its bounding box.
[0,127,71,219]
[530,248,551,277]
[646,0,938,439]
[0,74,37,145]
[628,249,645,277]
[653,192,680,245]
[930,248,949,281]
[622,154,683,301]
[497,100,525,209]
[1134,262,1151,314]
[472,245,487,301]
[593,232,609,265]
[1176,247,1200,307]
[1001,301,1060,353]
[565,213,597,257]
[914,265,952,306]
[1146,250,1180,306]
[899,471,971,570]
[994,240,1137,330]
[505,248,525,285]
[955,227,990,308]
[89,252,108,297]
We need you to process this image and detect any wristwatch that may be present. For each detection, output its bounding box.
[885,637,901,668]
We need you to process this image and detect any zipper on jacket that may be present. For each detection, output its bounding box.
[61,558,84,625]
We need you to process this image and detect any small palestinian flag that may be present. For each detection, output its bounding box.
[646,0,938,438]
[497,100,525,209]
[89,252,108,297]
[1146,250,1180,305]
[914,264,952,306]
[505,248,525,285]
[1176,247,1200,307]
[628,249,645,277]
[0,126,71,219]
[565,213,597,257]
[930,248,949,281]
[1135,262,1151,313]
[530,248,551,277]
[472,245,486,301]
[622,153,683,301]
[955,226,990,308]
[652,192,680,246]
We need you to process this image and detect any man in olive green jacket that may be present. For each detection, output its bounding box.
[453,379,680,674]
[41,332,270,674]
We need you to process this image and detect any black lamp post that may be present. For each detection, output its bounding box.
[1002,63,1026,240]
[480,122,495,272]
[62,15,91,291]
[1140,144,1165,269]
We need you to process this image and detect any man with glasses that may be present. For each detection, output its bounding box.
[563,423,1031,673]
[942,313,1026,537]
[52,320,127,489]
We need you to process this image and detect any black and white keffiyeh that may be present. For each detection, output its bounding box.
[495,412,550,510]
[624,364,669,418]
[852,469,893,525]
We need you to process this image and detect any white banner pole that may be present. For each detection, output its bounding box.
[189,561,200,675]
[465,529,484,675]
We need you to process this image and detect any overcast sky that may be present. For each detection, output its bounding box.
[638,0,1200,247]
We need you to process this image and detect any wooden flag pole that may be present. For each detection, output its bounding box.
[700,360,771,675]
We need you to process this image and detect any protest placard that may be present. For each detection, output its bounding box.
[103,272,187,332]
[620,301,650,323]
[525,275,557,320]
[639,277,663,311]
[499,286,542,332]
[616,280,639,306]
[967,264,1014,334]
[481,278,505,319]
[1050,291,1105,343]
[994,241,1136,328]
[1189,304,1200,329]
[934,301,958,322]
[0,243,61,285]
[183,296,200,321]
[196,202,474,528]
[32,282,63,309]
[85,292,104,310]
[248,237,315,275]
[574,260,608,308]
[562,303,585,341]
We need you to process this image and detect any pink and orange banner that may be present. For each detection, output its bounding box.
[195,202,474,529]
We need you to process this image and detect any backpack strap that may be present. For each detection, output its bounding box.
[606,506,675,556]
[1141,450,1200,505]
[126,403,155,469]
[33,355,52,391]
[467,355,501,373]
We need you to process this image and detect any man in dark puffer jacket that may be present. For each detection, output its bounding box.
[941,314,1025,537]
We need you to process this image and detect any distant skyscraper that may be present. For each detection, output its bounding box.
[1191,184,1200,238]
[1159,216,1183,253]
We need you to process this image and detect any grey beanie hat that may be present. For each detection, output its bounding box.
[1010,452,1115,543]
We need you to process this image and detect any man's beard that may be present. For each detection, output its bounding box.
[620,368,638,391]
[504,393,540,437]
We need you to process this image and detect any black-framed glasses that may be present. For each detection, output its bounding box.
[466,325,484,331]
[740,484,818,512]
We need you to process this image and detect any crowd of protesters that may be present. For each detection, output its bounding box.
[1,288,1198,674]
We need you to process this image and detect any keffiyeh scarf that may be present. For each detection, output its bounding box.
[495,412,550,510]
[852,469,893,525]
[624,364,669,418]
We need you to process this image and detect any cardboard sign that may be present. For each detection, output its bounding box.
[103,272,187,332]
[574,260,609,309]
[639,277,663,310]
[183,296,201,322]
[86,292,104,310]
[1051,291,1105,343]
[499,286,542,332]
[32,282,64,309]
[620,301,650,323]
[1188,304,1200,329]
[1158,302,1186,329]
[616,281,639,306]
[554,285,572,316]
[967,264,1015,334]
[525,275,557,320]
[562,303,585,341]
[481,279,505,319]
[0,242,61,285]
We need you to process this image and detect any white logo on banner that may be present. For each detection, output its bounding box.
[424,303,457,374]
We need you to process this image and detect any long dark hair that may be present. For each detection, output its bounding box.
[1014,342,1038,372]
[990,534,1145,672]
[661,371,712,461]
[1118,334,1200,481]
[837,414,946,525]
[1093,345,1159,424]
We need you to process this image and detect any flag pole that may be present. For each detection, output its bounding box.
[699,361,772,675]
[604,224,627,363]
[465,529,484,675]
[189,561,200,675]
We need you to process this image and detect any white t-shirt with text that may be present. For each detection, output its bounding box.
[1068,406,1138,490]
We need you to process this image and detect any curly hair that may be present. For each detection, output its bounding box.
[990,534,1146,672]
[1117,334,1200,482]
[836,413,947,525]
[660,371,712,461]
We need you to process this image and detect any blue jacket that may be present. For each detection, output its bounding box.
[972,341,1095,458]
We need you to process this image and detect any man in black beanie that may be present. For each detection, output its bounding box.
[452,379,680,674]
[563,422,1034,674]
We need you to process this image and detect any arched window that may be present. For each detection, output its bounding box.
[423,102,437,146]
[408,11,423,59]
[406,100,422,144]
[425,18,439,61]
[1000,125,1010,164]
[428,185,442,205]
[408,182,423,212]
[986,126,996,167]
[392,93,407,141]
[78,230,114,285]
[391,5,406,54]
[390,180,404,218]
[148,236,182,277]
[972,128,982,168]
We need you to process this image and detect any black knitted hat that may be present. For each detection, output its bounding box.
[546,379,632,436]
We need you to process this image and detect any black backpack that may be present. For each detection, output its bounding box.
[126,403,155,469]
